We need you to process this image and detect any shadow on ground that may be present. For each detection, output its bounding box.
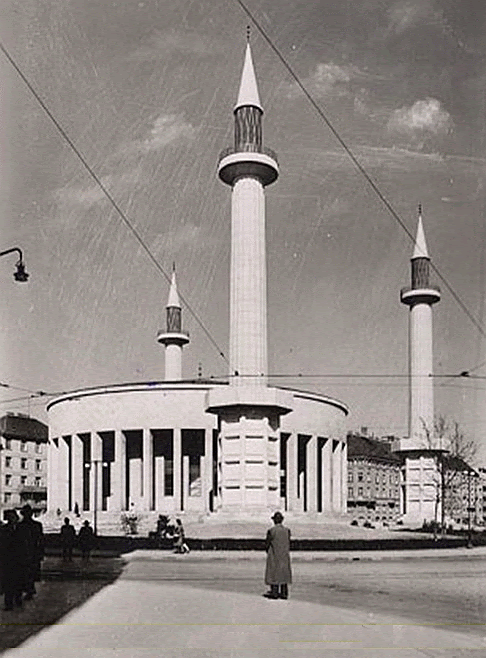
[0,557,124,653]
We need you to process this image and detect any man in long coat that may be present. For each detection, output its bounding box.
[17,504,44,600]
[264,511,292,599]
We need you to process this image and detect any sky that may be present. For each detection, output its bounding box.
[0,0,485,458]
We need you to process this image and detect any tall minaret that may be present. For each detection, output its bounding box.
[206,38,291,514]
[157,265,189,380]
[400,207,441,444]
[218,38,278,387]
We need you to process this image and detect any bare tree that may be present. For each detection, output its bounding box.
[422,416,478,532]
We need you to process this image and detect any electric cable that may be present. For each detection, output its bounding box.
[235,0,486,344]
[0,40,228,365]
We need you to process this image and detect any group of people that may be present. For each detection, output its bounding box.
[155,516,190,554]
[0,504,44,611]
[60,518,95,562]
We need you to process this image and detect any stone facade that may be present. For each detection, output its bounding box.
[0,413,48,516]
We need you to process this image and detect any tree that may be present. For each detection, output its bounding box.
[422,416,478,532]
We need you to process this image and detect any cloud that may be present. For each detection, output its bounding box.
[54,168,143,209]
[142,114,196,152]
[386,0,435,34]
[387,98,453,148]
[129,29,217,61]
[283,62,356,100]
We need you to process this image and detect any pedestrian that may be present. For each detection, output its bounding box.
[60,517,76,561]
[78,520,94,562]
[17,504,44,601]
[263,511,292,600]
[74,502,80,518]
[173,518,190,554]
[0,510,27,611]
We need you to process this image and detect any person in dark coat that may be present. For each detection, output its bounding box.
[264,511,292,599]
[60,517,76,561]
[17,504,44,600]
[78,520,95,562]
[0,510,27,610]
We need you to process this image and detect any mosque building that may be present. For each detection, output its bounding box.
[46,41,349,525]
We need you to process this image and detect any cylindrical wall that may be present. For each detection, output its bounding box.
[230,177,267,386]
[409,302,434,442]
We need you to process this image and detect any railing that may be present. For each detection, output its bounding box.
[218,146,278,165]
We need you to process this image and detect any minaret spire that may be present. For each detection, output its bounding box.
[412,205,429,260]
[235,41,263,112]
[157,264,189,380]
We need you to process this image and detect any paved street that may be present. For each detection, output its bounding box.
[2,550,486,656]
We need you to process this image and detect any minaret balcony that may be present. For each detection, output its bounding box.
[157,330,190,347]
[400,286,441,306]
[218,146,278,186]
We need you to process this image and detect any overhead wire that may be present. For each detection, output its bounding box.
[0,40,228,366]
[234,0,486,349]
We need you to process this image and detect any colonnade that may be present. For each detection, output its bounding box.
[282,433,347,514]
[48,428,347,516]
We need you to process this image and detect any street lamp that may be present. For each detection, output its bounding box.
[0,247,29,282]
[84,459,108,536]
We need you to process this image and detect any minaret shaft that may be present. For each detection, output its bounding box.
[230,177,267,386]
[409,302,434,440]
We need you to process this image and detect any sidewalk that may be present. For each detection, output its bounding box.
[2,573,485,657]
[121,544,486,563]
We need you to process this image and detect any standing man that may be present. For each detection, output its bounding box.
[60,517,76,561]
[264,512,292,600]
[78,520,95,562]
[17,504,44,601]
[0,510,26,610]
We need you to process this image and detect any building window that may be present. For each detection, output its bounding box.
[5,456,11,467]
[5,439,11,450]
[20,440,27,452]
[5,474,11,486]
[35,477,41,486]
[21,458,27,469]
[348,487,353,498]
[375,474,379,484]
[348,472,353,482]
[35,442,42,453]
[358,487,363,496]
[35,460,41,471]
[358,472,363,482]
[4,492,11,503]
[21,476,27,485]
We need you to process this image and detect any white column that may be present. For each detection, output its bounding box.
[71,435,83,514]
[410,303,434,442]
[203,428,211,512]
[183,455,190,509]
[286,433,298,512]
[173,429,182,511]
[341,440,348,513]
[155,456,165,510]
[332,441,342,512]
[58,436,70,510]
[321,438,332,513]
[48,438,59,511]
[230,177,267,387]
[90,433,102,512]
[142,430,153,511]
[306,435,318,512]
[112,430,126,511]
